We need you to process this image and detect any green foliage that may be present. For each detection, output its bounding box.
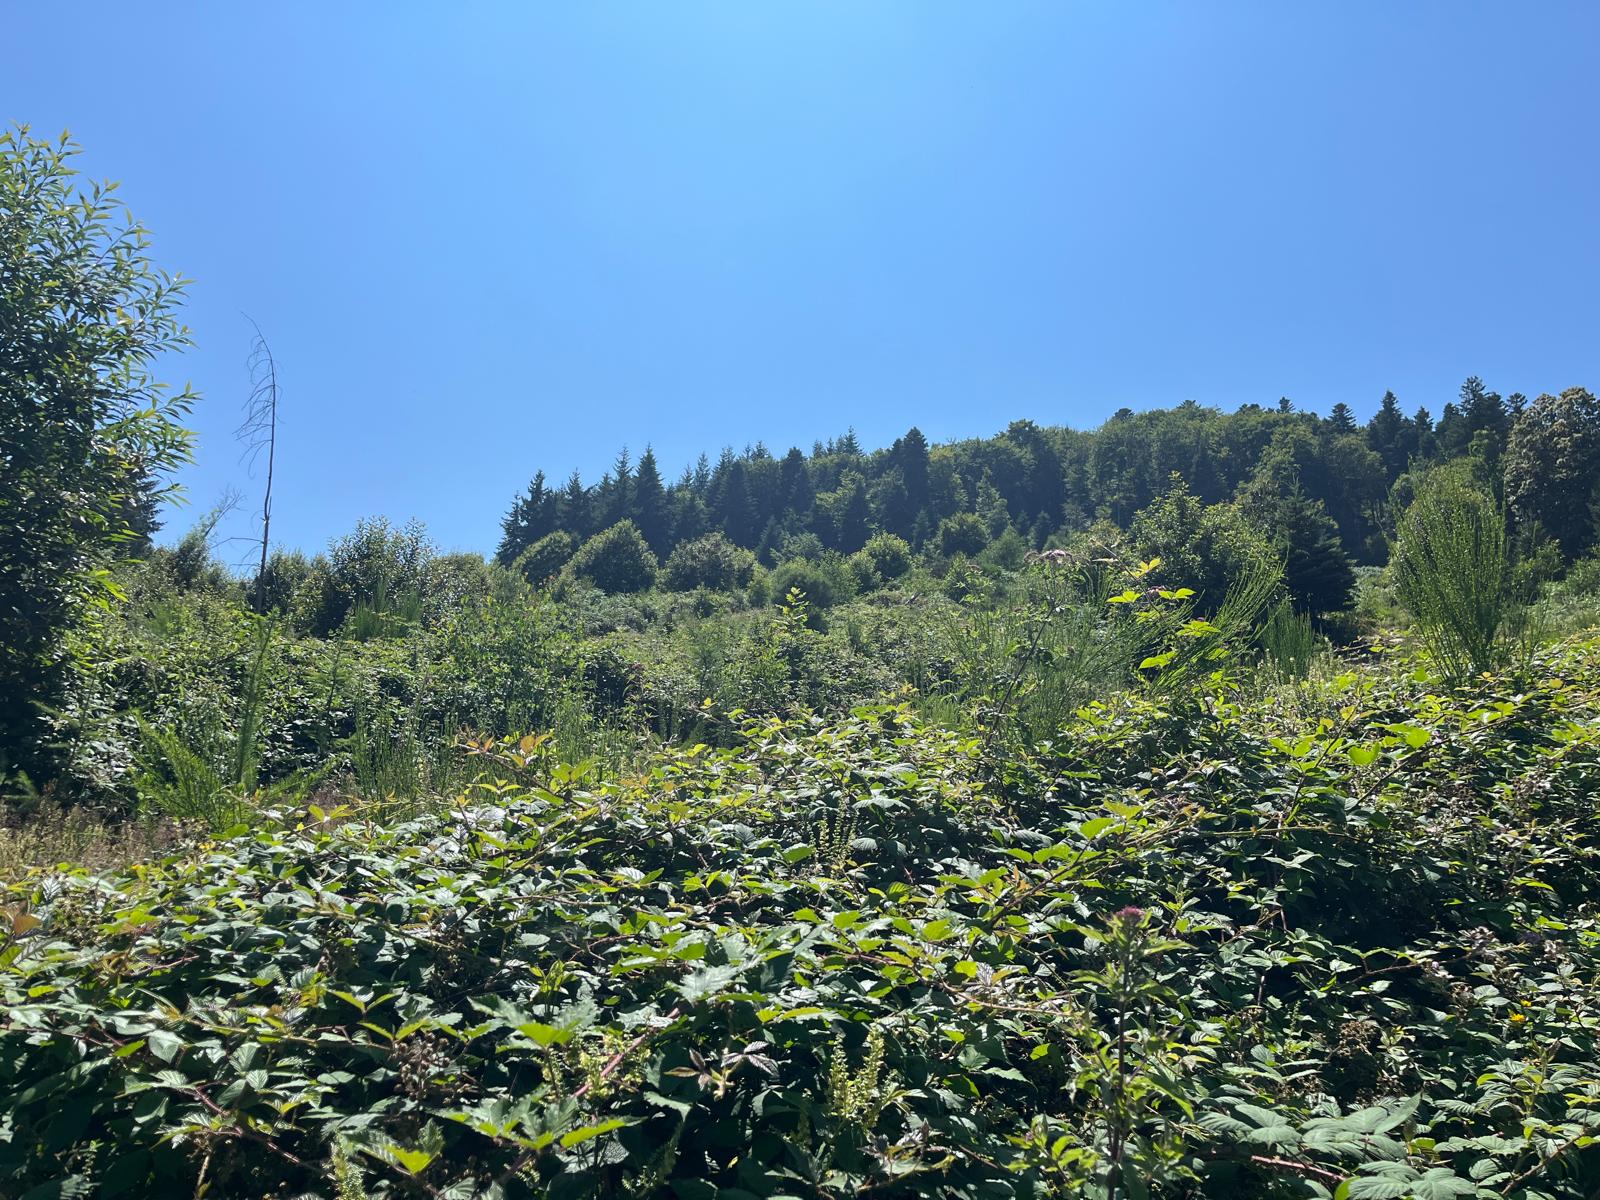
[1503,386,1600,561]
[767,557,850,612]
[0,127,197,780]
[7,647,1600,1198]
[568,520,658,594]
[1130,475,1280,614]
[937,511,990,559]
[1392,468,1513,680]
[514,530,578,587]
[1260,597,1320,679]
[859,532,913,581]
[663,532,757,592]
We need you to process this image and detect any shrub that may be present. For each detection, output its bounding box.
[767,557,850,610]
[861,532,913,580]
[514,530,577,586]
[297,517,434,637]
[1391,468,1511,679]
[662,532,757,592]
[1130,477,1279,613]
[937,512,990,559]
[567,521,658,594]
[250,549,311,615]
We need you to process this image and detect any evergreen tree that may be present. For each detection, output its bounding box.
[559,471,592,540]
[632,447,668,554]
[1328,402,1358,434]
[898,427,931,517]
[778,447,813,519]
[1412,407,1436,459]
[715,459,757,546]
[496,470,554,564]
[603,447,633,528]
[837,474,870,552]
[1366,391,1409,481]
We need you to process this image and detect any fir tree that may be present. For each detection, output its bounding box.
[632,447,668,554]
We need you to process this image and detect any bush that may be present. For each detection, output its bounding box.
[767,556,850,610]
[297,517,434,637]
[1130,477,1279,613]
[663,532,757,592]
[1391,469,1511,679]
[513,530,577,586]
[861,532,913,580]
[250,549,312,615]
[567,521,658,594]
[937,512,990,559]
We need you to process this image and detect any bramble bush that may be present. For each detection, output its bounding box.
[4,639,1600,1198]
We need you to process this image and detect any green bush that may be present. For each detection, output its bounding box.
[861,532,913,580]
[662,532,757,592]
[767,556,850,611]
[567,521,658,594]
[513,529,578,586]
[937,511,990,558]
[1391,468,1512,679]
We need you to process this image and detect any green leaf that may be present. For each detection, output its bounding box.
[560,1118,629,1148]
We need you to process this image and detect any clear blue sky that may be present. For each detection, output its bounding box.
[7,4,1599,558]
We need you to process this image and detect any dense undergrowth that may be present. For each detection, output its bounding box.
[4,637,1599,1198]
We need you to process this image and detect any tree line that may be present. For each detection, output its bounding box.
[497,381,1600,608]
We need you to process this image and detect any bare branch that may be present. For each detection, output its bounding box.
[236,315,279,612]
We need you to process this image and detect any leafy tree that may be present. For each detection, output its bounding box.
[299,517,433,636]
[662,532,756,592]
[568,521,657,593]
[937,512,990,559]
[1502,387,1600,560]
[1130,476,1278,611]
[767,557,845,609]
[860,532,912,581]
[513,530,578,586]
[0,128,197,777]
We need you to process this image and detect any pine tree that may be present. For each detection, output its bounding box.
[838,474,870,552]
[778,447,813,521]
[507,471,557,563]
[604,447,633,527]
[898,427,931,516]
[716,459,757,546]
[632,447,668,554]
[1366,391,1408,480]
[1328,402,1358,434]
[559,471,592,540]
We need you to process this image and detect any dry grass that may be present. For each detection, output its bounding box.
[0,802,190,883]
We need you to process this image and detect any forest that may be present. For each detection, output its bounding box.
[5,129,1600,1200]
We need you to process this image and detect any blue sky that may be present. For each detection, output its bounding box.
[7,3,1599,557]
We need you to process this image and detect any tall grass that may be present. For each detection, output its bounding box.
[1259,599,1319,681]
[1391,470,1512,680]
